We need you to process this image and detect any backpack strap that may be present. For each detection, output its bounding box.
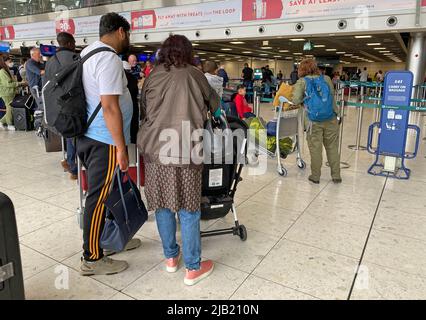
[80,47,115,64]
[81,47,116,129]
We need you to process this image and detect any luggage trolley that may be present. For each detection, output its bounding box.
[255,96,306,176]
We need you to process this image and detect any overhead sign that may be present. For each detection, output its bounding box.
[0,0,424,40]
[242,0,419,21]
[131,0,241,30]
[0,12,131,40]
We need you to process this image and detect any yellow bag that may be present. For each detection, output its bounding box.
[273,83,297,111]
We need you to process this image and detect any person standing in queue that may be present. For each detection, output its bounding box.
[241,63,254,89]
[77,13,141,276]
[138,35,221,286]
[292,59,342,184]
[44,32,79,180]
[128,54,143,80]
[204,61,224,99]
[143,60,153,78]
[123,60,140,144]
[25,47,45,92]
[0,56,26,130]
[217,65,229,88]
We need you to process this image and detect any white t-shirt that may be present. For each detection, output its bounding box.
[360,70,369,82]
[80,40,133,146]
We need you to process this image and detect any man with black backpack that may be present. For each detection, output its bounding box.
[44,32,79,180]
[42,13,140,276]
[77,13,139,276]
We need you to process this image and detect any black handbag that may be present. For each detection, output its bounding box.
[100,167,148,252]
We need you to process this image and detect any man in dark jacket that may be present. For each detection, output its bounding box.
[44,32,79,180]
[217,65,229,88]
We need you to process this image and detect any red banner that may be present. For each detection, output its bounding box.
[55,19,76,35]
[242,0,283,21]
[131,10,157,30]
[0,26,15,40]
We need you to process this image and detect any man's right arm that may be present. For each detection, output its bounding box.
[97,56,128,171]
[100,95,128,171]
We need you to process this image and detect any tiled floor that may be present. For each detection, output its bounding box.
[1,106,426,300]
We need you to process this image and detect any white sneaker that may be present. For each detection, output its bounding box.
[7,125,16,131]
[0,124,8,130]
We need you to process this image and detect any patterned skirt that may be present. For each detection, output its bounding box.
[144,163,203,213]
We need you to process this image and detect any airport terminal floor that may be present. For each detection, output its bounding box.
[1,104,426,300]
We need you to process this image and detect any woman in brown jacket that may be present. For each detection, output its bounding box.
[137,35,221,286]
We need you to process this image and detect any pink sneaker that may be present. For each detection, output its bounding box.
[166,253,181,273]
[184,260,214,286]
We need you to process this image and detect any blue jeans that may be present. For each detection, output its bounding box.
[155,208,201,270]
[66,138,77,175]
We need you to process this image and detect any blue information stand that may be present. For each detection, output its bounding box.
[367,71,421,179]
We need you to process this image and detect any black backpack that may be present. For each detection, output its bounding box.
[42,47,115,138]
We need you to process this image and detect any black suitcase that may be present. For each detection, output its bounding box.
[12,107,33,131]
[43,126,62,153]
[0,192,25,300]
[10,93,34,111]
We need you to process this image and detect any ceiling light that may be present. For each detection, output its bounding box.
[192,43,199,46]
[279,50,289,52]
[315,45,326,48]
[344,54,353,56]
[293,53,303,55]
[336,52,346,54]
[259,53,268,56]
[384,53,394,55]
[144,50,153,53]
[261,47,273,49]
[273,56,282,58]
[221,48,232,51]
[374,47,386,50]
[290,38,306,42]
[217,54,225,57]
[367,43,381,46]
[242,51,252,54]
[326,49,337,51]
[355,35,372,38]
[197,52,206,55]
[230,41,245,44]
[380,51,390,53]
[134,45,146,48]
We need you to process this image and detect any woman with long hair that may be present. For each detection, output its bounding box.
[292,59,342,184]
[137,35,221,286]
[0,56,25,130]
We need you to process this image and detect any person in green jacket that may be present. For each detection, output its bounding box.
[0,56,25,130]
[292,59,342,184]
